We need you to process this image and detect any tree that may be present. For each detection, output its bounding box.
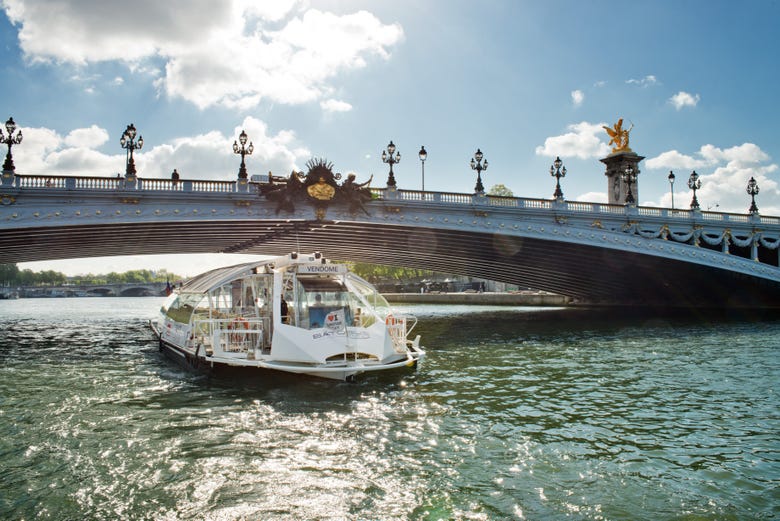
[346,262,434,283]
[488,184,514,197]
[0,265,185,286]
[18,269,35,286]
[0,264,19,286]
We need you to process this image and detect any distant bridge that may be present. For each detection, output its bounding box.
[16,282,168,297]
[1,172,779,308]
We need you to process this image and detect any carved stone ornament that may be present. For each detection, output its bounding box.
[260,158,373,220]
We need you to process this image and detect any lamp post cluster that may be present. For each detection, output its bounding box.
[1,117,23,173]
[747,176,759,214]
[382,140,401,188]
[0,118,768,216]
[621,165,637,204]
[119,123,144,178]
[470,149,488,194]
[115,124,257,184]
[550,156,566,200]
[233,130,254,181]
[687,170,701,210]
[381,142,489,195]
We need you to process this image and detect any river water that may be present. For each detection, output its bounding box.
[0,298,777,520]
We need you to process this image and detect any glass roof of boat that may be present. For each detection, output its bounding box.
[180,261,265,294]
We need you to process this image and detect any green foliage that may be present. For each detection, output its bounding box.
[0,264,184,286]
[488,184,514,197]
[345,262,433,282]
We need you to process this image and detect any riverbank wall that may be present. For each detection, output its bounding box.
[383,292,571,306]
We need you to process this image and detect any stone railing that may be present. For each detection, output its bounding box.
[3,172,778,226]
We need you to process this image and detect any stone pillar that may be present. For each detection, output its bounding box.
[1,168,14,186]
[600,151,645,205]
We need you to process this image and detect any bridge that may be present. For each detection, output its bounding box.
[1,168,779,309]
[14,282,169,298]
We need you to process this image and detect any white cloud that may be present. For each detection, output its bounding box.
[535,121,611,159]
[575,191,607,203]
[571,90,584,107]
[13,117,310,180]
[626,75,658,87]
[645,149,708,170]
[3,1,403,111]
[64,125,109,148]
[320,99,352,113]
[646,143,769,171]
[646,143,778,214]
[243,0,304,23]
[669,91,700,110]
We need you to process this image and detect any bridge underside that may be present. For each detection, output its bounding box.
[3,219,778,309]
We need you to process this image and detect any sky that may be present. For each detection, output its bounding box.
[2,0,779,276]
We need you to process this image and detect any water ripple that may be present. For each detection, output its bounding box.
[0,300,778,519]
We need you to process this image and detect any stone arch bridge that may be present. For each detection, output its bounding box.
[1,173,779,308]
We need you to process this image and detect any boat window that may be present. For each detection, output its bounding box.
[164,293,203,324]
[253,274,273,318]
[345,273,391,325]
[297,276,355,329]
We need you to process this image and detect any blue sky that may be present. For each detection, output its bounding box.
[3,0,779,276]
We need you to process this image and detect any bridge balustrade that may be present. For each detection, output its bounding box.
[3,172,779,230]
[74,177,122,190]
[191,180,236,192]
[487,196,519,207]
[139,178,181,191]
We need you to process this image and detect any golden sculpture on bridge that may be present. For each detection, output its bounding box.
[603,118,634,153]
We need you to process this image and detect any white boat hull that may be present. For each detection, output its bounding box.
[151,319,423,381]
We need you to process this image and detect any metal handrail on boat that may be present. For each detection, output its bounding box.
[192,317,270,356]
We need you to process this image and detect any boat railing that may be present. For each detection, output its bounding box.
[385,314,416,354]
[194,317,270,356]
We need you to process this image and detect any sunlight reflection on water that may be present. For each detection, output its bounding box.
[0,298,778,520]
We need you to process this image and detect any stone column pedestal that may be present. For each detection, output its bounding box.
[600,151,644,205]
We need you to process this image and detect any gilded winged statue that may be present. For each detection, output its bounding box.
[603,118,633,153]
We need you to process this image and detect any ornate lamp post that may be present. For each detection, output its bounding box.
[1,117,23,174]
[382,140,400,188]
[621,164,637,204]
[470,148,487,194]
[549,156,566,200]
[687,170,701,210]
[232,130,254,181]
[418,145,427,192]
[747,176,759,214]
[119,123,143,178]
[668,171,675,209]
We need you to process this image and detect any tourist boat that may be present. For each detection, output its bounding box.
[150,252,424,381]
